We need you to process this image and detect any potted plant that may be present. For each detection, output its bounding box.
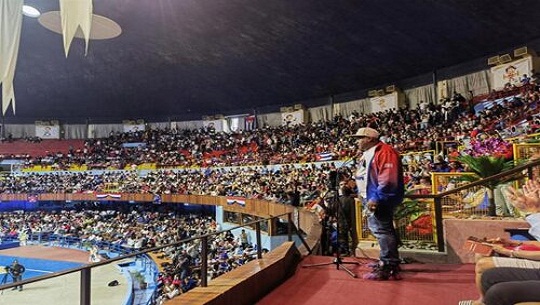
[457,155,515,216]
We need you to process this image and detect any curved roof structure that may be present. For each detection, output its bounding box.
[6,0,540,123]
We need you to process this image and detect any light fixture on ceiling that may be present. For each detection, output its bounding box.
[22,5,40,18]
[39,11,122,40]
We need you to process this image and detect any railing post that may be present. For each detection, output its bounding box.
[255,222,262,259]
[287,213,292,242]
[434,197,445,252]
[80,268,91,305]
[201,236,208,287]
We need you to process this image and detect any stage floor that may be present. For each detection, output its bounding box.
[257,255,478,305]
[0,245,130,305]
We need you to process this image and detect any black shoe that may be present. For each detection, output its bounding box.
[389,265,402,280]
[363,266,390,281]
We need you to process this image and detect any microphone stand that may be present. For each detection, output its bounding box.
[302,157,360,278]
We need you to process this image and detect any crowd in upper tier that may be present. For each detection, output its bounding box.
[5,83,540,171]
[0,84,536,208]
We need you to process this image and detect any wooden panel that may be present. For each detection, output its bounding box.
[0,193,319,244]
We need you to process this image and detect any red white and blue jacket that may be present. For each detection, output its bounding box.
[364,142,404,207]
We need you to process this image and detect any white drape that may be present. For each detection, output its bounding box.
[174,120,204,130]
[404,84,436,108]
[307,105,331,123]
[258,112,282,127]
[60,0,93,57]
[446,70,490,97]
[0,0,23,115]
[335,98,368,117]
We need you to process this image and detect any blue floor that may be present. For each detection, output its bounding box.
[0,255,83,284]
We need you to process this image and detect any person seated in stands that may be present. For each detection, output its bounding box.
[181,274,198,293]
[521,74,531,86]
[458,179,540,305]
[411,176,432,195]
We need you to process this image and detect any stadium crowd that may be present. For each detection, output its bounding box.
[4,84,539,172]
[0,207,261,303]
[0,85,536,213]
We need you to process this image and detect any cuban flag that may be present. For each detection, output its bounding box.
[317,152,333,162]
[245,115,256,131]
[226,197,246,207]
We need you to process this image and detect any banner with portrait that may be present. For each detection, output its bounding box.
[35,121,60,139]
[123,120,145,133]
[370,92,399,113]
[491,57,533,90]
[203,119,223,132]
[281,109,304,126]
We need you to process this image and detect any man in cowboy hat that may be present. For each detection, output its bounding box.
[352,127,404,280]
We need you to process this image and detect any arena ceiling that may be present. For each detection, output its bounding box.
[6,0,540,123]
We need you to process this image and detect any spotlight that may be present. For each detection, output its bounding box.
[22,5,40,18]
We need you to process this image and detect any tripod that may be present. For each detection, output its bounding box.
[302,168,360,278]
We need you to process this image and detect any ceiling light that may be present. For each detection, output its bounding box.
[22,5,41,18]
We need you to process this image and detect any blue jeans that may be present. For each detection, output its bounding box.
[367,204,400,266]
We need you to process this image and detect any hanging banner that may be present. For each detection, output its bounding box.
[245,115,256,130]
[203,119,223,132]
[123,120,145,133]
[35,121,60,139]
[281,109,305,126]
[370,92,399,113]
[491,57,533,90]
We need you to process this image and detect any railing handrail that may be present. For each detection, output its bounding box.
[404,157,540,252]
[0,212,302,305]
[407,158,540,199]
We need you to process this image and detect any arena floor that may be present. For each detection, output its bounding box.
[0,245,130,305]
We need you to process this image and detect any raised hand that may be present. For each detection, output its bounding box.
[505,180,540,213]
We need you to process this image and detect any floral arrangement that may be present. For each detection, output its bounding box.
[464,136,513,159]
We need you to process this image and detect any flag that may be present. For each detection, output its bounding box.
[96,193,122,200]
[317,152,333,162]
[226,197,246,207]
[245,115,256,131]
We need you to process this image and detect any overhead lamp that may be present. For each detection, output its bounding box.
[22,5,40,18]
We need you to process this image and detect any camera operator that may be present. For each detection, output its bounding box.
[336,180,358,256]
[323,171,357,256]
[8,259,25,291]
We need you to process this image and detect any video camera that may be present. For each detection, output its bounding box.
[1,266,12,276]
